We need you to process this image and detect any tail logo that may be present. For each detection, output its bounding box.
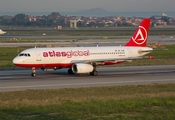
[132,26,147,45]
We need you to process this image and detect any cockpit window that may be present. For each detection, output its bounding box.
[19,53,24,56]
[19,53,31,57]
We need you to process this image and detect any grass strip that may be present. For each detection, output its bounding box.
[0,84,175,120]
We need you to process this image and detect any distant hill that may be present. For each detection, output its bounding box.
[76,8,109,14]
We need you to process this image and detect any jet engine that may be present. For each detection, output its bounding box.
[71,63,93,73]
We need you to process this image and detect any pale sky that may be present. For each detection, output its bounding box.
[0,0,175,13]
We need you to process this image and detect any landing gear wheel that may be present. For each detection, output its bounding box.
[90,70,98,76]
[31,73,36,77]
[68,68,74,74]
[31,67,36,77]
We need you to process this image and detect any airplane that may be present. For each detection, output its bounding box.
[0,29,6,34]
[13,18,153,77]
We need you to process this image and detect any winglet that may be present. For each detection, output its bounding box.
[125,18,150,47]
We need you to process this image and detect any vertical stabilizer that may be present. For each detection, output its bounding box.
[125,18,150,47]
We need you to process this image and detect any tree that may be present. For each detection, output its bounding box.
[48,12,61,19]
[10,14,28,26]
[0,17,11,25]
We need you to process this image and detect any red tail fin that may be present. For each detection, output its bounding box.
[125,18,150,47]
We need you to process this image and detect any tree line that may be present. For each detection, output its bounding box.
[0,12,65,27]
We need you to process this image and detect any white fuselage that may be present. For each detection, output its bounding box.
[13,46,153,69]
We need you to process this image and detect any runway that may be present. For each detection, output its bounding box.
[0,65,175,92]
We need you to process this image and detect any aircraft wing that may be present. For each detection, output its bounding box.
[70,57,141,64]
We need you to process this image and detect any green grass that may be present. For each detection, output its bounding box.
[0,47,25,69]
[0,84,175,120]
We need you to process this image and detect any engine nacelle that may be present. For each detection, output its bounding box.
[72,63,93,73]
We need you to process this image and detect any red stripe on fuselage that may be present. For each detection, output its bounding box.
[14,63,73,68]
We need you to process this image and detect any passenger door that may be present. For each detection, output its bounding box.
[35,50,42,61]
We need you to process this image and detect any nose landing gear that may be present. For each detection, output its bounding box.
[31,67,36,77]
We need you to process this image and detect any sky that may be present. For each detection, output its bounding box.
[0,0,175,13]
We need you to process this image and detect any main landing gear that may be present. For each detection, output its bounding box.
[90,65,98,76]
[89,69,98,76]
[31,67,36,77]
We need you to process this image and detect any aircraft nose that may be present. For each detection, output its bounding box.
[13,57,23,65]
[13,57,18,64]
